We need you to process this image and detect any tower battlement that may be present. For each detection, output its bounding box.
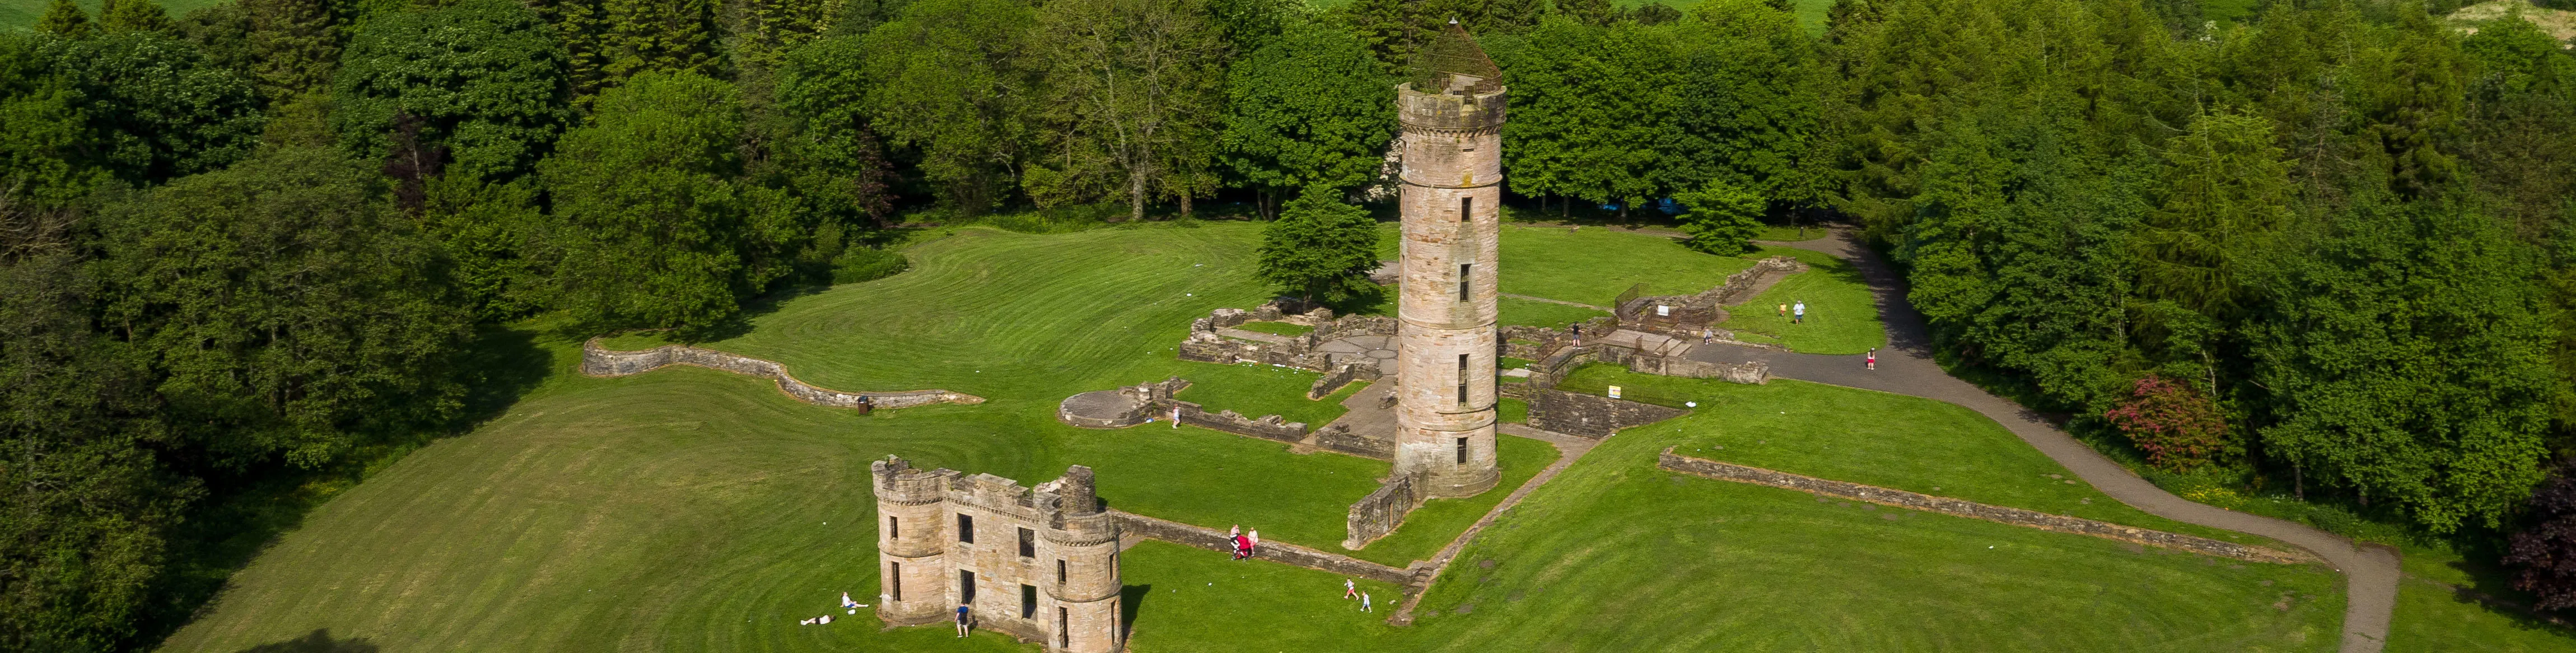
[871,457,1121,652]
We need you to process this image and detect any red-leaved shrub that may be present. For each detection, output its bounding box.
[2102,376,2229,472]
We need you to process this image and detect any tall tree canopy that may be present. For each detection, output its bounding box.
[333,0,574,184]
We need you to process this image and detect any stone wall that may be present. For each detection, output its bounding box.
[1313,424,1397,460]
[583,340,982,410]
[1109,511,1420,585]
[1178,305,1396,373]
[1343,472,1422,550]
[1617,256,1807,337]
[1526,388,1689,438]
[1164,401,1308,443]
[1307,362,1381,400]
[1593,344,1769,385]
[1656,449,2310,564]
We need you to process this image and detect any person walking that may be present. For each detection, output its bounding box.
[1343,578,1357,599]
[1247,528,1259,557]
[955,604,971,638]
[1792,301,1806,324]
[1170,405,1180,428]
[1777,302,1788,318]
[1866,348,1877,371]
[1361,592,1373,612]
[1701,328,1712,344]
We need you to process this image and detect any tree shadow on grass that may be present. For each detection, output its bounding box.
[1119,583,1151,642]
[231,629,378,653]
[454,323,554,428]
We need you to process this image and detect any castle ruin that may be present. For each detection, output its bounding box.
[871,458,1122,652]
[1393,21,1508,498]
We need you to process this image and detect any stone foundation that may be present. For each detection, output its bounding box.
[1109,511,1421,585]
[1656,449,2311,564]
[1618,256,1807,338]
[582,339,982,410]
[1313,424,1397,460]
[1526,388,1690,438]
[1344,472,1424,550]
[1308,362,1381,400]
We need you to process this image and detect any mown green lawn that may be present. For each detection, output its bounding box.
[1,0,221,29]
[1715,244,1886,355]
[162,219,2563,653]
[1497,295,1608,328]
[1393,381,2348,652]
[2387,542,2576,651]
[1349,435,1562,567]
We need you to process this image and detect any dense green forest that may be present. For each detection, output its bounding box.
[8,0,2576,648]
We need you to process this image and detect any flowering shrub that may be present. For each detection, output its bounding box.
[2102,376,2229,472]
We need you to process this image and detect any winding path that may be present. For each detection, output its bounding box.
[1686,230,2399,653]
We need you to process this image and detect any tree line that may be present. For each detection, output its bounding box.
[10,0,2576,647]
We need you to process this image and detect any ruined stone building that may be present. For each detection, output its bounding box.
[1394,21,1508,498]
[871,458,1122,652]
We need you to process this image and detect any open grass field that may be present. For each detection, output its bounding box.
[1347,435,1561,566]
[1,0,221,30]
[1561,366,2294,546]
[162,218,2550,653]
[2387,542,2576,651]
[1393,379,2348,652]
[1496,295,1608,328]
[1713,245,1886,354]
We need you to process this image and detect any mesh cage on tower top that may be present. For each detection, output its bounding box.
[1408,20,1503,95]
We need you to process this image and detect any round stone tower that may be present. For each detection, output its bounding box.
[1044,466,1122,653]
[1393,21,1505,498]
[871,456,952,625]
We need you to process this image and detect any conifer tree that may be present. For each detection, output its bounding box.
[36,0,95,38]
[242,0,344,102]
[99,0,175,35]
[603,0,720,80]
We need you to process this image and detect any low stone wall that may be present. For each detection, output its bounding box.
[581,340,982,410]
[1058,377,1190,428]
[1344,472,1422,550]
[1179,305,1396,373]
[1110,511,1420,585]
[1308,362,1381,400]
[1594,343,1769,384]
[1526,388,1689,438]
[1656,450,2310,564]
[1618,256,1807,337]
[1312,423,1396,460]
[1168,400,1308,443]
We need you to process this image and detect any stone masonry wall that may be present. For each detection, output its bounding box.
[1344,472,1422,550]
[583,340,982,409]
[1593,344,1769,385]
[1656,449,2310,564]
[1308,362,1382,400]
[1313,424,1397,460]
[1526,388,1690,438]
[1163,400,1308,444]
[1109,511,1420,585]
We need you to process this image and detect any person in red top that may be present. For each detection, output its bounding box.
[1867,348,1877,371]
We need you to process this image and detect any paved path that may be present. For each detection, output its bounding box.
[1705,230,2399,653]
[1390,424,1600,625]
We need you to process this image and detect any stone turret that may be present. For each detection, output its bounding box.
[1392,20,1505,497]
[871,458,1123,652]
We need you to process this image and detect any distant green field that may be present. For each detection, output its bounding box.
[1,0,222,30]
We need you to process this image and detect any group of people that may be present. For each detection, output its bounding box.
[1343,577,1372,612]
[800,592,869,626]
[1229,525,1259,560]
[1775,300,1808,324]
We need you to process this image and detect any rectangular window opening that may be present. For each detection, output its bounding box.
[1457,437,1469,464]
[890,562,902,600]
[957,514,974,544]
[1057,559,1067,585]
[1018,527,1035,558]
[1460,196,1473,222]
[887,516,898,538]
[960,570,977,604]
[1060,607,1071,647]
[1021,584,1038,619]
[1457,353,1469,403]
[1459,263,1472,300]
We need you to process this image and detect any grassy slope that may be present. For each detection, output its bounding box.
[1714,244,1887,354]
[1496,224,1752,305]
[1349,435,1562,566]
[2387,542,2576,651]
[1,0,220,30]
[1566,367,2299,546]
[1392,381,2347,651]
